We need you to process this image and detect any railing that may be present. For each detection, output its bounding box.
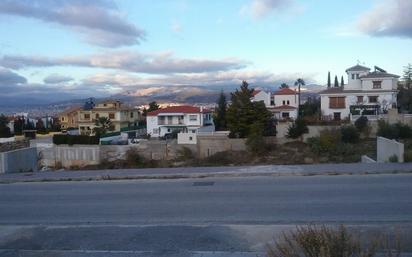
[158,120,184,125]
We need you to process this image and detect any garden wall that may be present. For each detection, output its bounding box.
[377,137,404,163]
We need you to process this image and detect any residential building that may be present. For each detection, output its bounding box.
[77,100,140,135]
[319,65,399,121]
[146,105,214,138]
[251,88,299,120]
[59,106,81,130]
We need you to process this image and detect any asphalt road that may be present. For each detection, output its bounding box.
[1,174,412,256]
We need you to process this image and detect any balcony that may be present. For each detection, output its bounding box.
[158,120,184,126]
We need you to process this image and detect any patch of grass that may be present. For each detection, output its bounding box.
[267,225,401,257]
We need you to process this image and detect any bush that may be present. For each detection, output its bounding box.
[286,119,308,139]
[377,120,412,140]
[404,150,412,162]
[389,155,399,163]
[355,115,369,132]
[267,225,400,257]
[341,125,360,143]
[176,146,195,161]
[53,134,100,145]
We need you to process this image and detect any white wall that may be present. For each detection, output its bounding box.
[146,116,159,137]
[177,132,197,144]
[252,91,271,106]
[273,94,298,107]
[321,92,397,119]
[377,137,404,163]
[361,78,397,90]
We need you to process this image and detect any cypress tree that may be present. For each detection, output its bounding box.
[334,75,339,88]
[341,76,344,87]
[327,72,331,88]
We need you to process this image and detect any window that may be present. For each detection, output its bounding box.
[368,96,378,103]
[189,115,197,121]
[373,81,382,89]
[189,137,193,141]
[192,130,196,133]
[61,117,65,121]
[282,112,290,118]
[356,74,359,79]
[352,74,355,79]
[95,113,99,119]
[103,104,107,107]
[282,100,286,105]
[84,114,90,119]
[329,97,345,109]
[287,100,290,105]
[168,116,173,124]
[167,128,171,132]
[130,112,134,118]
[109,113,115,119]
[357,96,363,103]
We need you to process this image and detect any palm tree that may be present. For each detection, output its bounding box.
[294,78,305,117]
[93,117,113,137]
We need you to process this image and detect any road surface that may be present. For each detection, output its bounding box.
[1,174,412,256]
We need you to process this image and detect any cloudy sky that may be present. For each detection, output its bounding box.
[0,0,411,103]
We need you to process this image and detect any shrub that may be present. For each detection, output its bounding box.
[176,146,195,161]
[307,129,342,154]
[355,115,369,132]
[125,148,144,167]
[389,155,399,163]
[396,123,412,139]
[267,225,400,257]
[378,120,412,140]
[53,134,100,145]
[404,150,412,162]
[286,118,308,139]
[341,125,360,143]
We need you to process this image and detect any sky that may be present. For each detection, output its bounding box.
[0,0,411,103]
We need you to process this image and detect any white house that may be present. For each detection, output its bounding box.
[146,105,214,138]
[320,65,399,121]
[251,88,299,120]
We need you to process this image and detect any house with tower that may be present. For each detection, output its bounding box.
[319,64,399,121]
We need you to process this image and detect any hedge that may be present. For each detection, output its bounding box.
[53,134,100,145]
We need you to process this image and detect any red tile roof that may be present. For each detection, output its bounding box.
[147,105,211,116]
[274,88,297,95]
[251,89,261,96]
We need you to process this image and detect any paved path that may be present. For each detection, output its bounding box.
[1,162,412,183]
[1,174,412,256]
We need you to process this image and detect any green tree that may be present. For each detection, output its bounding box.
[147,101,160,113]
[294,78,305,117]
[341,76,344,87]
[286,118,308,139]
[334,75,339,87]
[35,118,46,133]
[13,116,24,135]
[280,83,289,89]
[403,63,412,89]
[93,117,113,137]
[300,98,320,118]
[213,90,227,131]
[227,81,275,138]
[327,71,331,88]
[0,114,11,138]
[246,123,265,155]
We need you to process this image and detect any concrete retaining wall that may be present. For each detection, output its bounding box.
[0,147,38,173]
[377,136,404,163]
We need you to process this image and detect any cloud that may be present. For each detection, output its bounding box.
[0,51,247,74]
[358,0,412,38]
[0,68,27,85]
[81,69,311,89]
[240,0,294,19]
[0,0,145,47]
[43,74,74,84]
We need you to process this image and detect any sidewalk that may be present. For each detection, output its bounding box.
[1,163,411,183]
